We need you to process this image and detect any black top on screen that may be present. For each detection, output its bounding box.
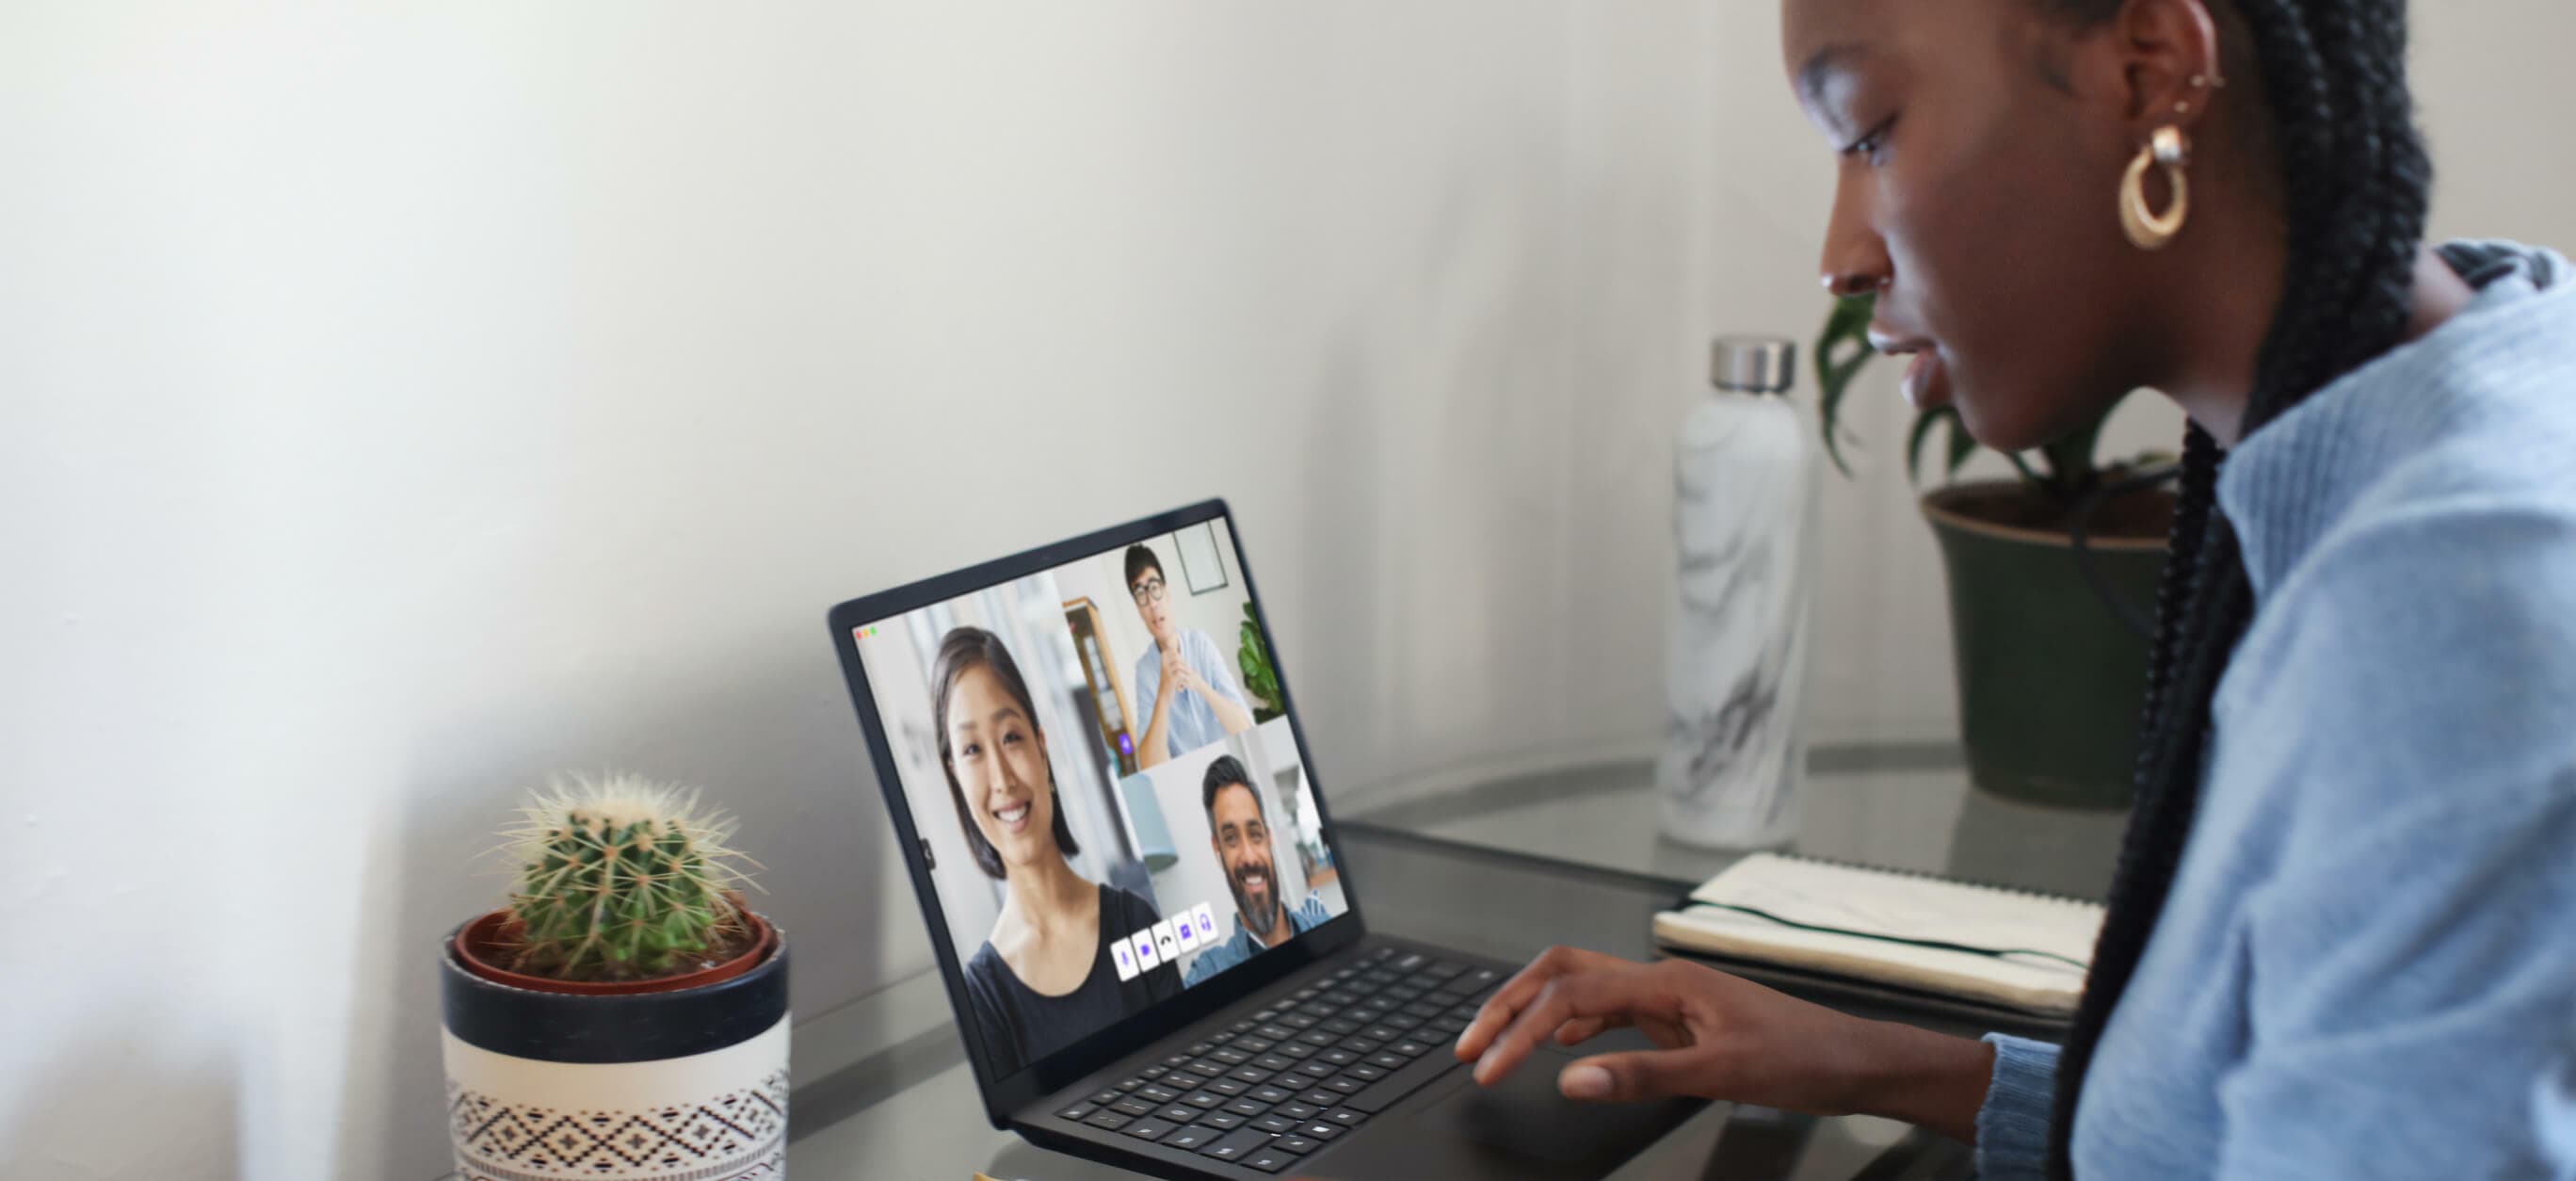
[959,883,1182,1076]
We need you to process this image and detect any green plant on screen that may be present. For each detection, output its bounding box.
[1237,602,1284,723]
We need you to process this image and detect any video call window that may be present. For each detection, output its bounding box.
[854,520,1348,1078]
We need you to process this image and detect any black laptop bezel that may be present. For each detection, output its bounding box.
[826,498,1370,1127]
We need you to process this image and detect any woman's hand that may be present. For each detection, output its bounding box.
[1451,946,1996,1142]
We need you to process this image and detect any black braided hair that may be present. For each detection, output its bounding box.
[2027,2,2432,1177]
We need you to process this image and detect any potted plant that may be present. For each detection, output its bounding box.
[1816,294,2172,808]
[1238,601,1286,724]
[441,773,788,1181]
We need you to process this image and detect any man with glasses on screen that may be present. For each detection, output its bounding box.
[1125,542,1253,768]
[1183,755,1330,985]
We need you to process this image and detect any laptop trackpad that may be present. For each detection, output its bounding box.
[1429,1051,1682,1162]
[1315,1050,1701,1180]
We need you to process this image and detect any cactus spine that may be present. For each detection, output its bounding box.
[502,773,755,981]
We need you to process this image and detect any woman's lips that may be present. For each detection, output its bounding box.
[1869,328,1947,412]
[1901,350,1949,411]
[994,802,1031,833]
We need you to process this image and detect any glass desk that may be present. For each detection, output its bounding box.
[1344,745,2128,905]
[783,749,2129,1180]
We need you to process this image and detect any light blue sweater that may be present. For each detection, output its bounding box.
[1974,242,2576,1180]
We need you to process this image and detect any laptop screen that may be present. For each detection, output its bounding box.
[849,515,1353,1080]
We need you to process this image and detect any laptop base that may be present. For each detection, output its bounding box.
[1016,936,1704,1181]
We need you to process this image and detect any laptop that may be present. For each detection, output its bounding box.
[828,499,1701,1180]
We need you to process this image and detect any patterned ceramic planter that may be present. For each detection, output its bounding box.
[441,914,790,1181]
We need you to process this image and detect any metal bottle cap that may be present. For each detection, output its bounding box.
[1710,336,1796,395]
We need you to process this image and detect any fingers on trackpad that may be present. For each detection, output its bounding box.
[1418,1051,1700,1175]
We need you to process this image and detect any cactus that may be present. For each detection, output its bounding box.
[499,773,758,981]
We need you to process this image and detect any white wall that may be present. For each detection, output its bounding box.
[5,2,2570,1178]
[0,4,1722,1178]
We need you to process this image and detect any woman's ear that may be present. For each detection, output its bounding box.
[2111,0,2226,135]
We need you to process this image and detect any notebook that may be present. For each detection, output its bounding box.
[1651,853,2105,1016]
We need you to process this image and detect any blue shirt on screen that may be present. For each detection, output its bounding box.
[1183,894,1332,986]
[1133,627,1248,758]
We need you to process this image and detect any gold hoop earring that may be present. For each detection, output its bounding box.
[2121,125,2191,251]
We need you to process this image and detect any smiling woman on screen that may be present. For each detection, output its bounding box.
[935,627,1180,1076]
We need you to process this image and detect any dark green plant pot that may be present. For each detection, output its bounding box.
[1924,482,2166,810]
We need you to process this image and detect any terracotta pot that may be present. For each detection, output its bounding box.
[451,908,778,995]
[440,910,790,1181]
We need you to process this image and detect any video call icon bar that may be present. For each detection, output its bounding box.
[1111,902,1219,982]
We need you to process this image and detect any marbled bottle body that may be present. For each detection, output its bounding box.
[1657,387,1815,849]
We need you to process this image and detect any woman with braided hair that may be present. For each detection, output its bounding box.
[1455,0,2576,1176]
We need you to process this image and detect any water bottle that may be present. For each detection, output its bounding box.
[1656,335,1816,849]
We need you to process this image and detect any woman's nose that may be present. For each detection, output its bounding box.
[1825,267,1888,298]
[1818,172,1892,298]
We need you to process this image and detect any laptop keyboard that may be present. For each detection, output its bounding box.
[1053,946,1505,1173]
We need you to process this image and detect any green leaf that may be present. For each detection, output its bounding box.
[1236,602,1284,720]
[1905,406,1951,486]
[1946,412,1978,477]
[1813,293,1878,478]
